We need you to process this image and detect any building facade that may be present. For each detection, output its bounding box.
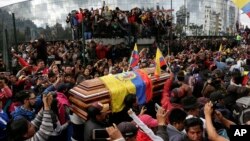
[186,0,239,35]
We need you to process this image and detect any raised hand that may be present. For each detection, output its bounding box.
[204,101,214,117]
[139,106,147,116]
[106,124,123,140]
[156,107,167,126]
[43,93,53,111]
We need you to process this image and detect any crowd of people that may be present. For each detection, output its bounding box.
[0,16,249,140]
[0,1,249,140]
[66,5,172,40]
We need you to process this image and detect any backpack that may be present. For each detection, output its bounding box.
[233,96,250,124]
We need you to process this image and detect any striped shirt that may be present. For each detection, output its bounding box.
[25,110,54,141]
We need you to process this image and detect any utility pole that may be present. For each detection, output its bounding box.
[170,0,173,46]
[1,16,4,53]
[12,13,18,51]
[4,29,9,57]
[4,29,11,71]
[185,0,187,34]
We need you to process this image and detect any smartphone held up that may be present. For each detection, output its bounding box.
[92,128,109,141]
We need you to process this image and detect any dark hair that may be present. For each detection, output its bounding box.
[181,96,199,111]
[87,106,101,120]
[7,118,28,141]
[38,38,46,45]
[36,59,44,64]
[177,71,185,81]
[15,90,33,104]
[243,111,250,124]
[231,69,243,85]
[170,81,182,91]
[50,92,59,116]
[39,92,58,129]
[184,117,203,132]
[0,76,8,83]
[64,73,74,78]
[64,63,73,68]
[237,87,250,98]
[168,108,187,125]
[48,71,56,78]
[124,94,136,108]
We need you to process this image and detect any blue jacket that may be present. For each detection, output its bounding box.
[11,106,35,121]
[0,110,9,140]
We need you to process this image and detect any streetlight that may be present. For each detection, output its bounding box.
[12,13,18,51]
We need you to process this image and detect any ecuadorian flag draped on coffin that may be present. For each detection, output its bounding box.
[100,70,153,113]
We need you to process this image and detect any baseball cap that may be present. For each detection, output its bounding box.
[117,122,138,137]
[139,114,158,128]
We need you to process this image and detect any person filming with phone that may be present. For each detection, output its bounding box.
[84,102,110,141]
[7,94,55,141]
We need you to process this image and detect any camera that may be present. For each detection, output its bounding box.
[211,101,219,110]
[42,91,58,111]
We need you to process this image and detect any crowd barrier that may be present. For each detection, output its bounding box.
[85,37,156,45]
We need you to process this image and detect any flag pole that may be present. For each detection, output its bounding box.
[168,45,170,57]
[167,42,171,67]
[128,44,134,70]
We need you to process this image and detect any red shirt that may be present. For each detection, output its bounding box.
[128,15,136,24]
[242,75,249,86]
[76,12,83,23]
[0,86,12,109]
[161,73,174,111]
[17,56,48,75]
[96,44,109,59]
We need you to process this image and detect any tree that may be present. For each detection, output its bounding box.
[175,24,183,35]
[16,29,25,42]
[24,26,31,41]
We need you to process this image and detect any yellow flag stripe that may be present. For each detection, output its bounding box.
[233,0,249,8]
[154,48,162,77]
[100,75,136,112]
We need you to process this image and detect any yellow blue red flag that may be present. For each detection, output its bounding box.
[154,48,166,78]
[129,43,140,68]
[100,70,153,112]
[219,43,223,52]
[217,44,223,61]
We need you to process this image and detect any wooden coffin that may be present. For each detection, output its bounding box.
[69,68,169,120]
